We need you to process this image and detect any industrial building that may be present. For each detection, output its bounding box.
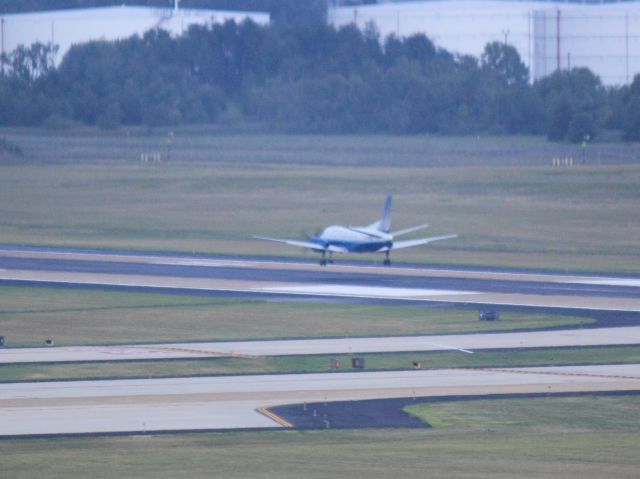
[1,1,639,85]
[330,1,640,85]
[0,4,269,66]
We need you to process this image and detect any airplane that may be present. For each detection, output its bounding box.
[254,195,457,266]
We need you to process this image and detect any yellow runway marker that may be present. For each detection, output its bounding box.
[141,345,261,359]
[257,407,294,428]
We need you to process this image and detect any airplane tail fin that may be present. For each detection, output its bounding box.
[367,194,392,233]
[380,194,392,232]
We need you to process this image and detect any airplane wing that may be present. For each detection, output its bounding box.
[253,236,348,253]
[391,224,429,237]
[380,234,458,251]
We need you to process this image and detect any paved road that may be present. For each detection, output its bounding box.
[1,247,640,312]
[3,326,640,364]
[1,365,639,436]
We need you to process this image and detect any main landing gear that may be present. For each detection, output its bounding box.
[383,251,391,266]
[319,251,334,266]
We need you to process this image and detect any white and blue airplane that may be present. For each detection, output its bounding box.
[254,195,457,266]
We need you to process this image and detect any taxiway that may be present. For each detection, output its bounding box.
[2,326,640,364]
[1,365,639,436]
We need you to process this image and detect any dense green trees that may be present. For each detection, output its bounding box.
[0,16,636,141]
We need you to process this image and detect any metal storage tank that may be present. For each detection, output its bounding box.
[329,0,640,85]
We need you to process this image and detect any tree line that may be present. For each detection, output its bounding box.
[1,17,639,141]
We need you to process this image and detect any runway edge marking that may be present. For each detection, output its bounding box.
[257,407,294,428]
[474,367,640,381]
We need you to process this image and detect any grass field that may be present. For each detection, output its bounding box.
[405,394,640,432]
[2,346,639,382]
[0,285,591,347]
[1,128,639,272]
[1,395,639,479]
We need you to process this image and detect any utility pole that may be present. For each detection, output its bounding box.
[166,131,173,161]
[626,12,629,83]
[502,28,510,45]
[1,17,5,76]
[556,9,561,71]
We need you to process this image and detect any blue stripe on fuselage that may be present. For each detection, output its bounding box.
[310,237,392,253]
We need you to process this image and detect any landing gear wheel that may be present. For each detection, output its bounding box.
[383,258,391,266]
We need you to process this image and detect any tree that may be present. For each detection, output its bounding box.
[269,0,327,27]
[481,42,529,88]
[2,42,58,84]
[535,68,605,142]
[621,74,640,141]
[566,111,596,143]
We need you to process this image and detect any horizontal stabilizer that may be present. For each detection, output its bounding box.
[391,234,458,250]
[391,224,428,237]
[253,236,347,253]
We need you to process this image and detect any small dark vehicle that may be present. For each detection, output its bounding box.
[479,311,499,321]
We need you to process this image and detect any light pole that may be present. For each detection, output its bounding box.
[166,131,174,161]
[1,17,5,76]
[501,28,510,45]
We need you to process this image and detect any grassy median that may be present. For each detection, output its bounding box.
[0,285,591,347]
[1,346,639,382]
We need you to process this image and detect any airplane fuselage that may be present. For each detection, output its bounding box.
[310,226,392,253]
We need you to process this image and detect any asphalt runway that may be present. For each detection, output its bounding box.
[1,365,639,436]
[2,326,640,364]
[1,247,640,312]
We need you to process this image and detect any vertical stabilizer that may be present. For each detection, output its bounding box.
[379,194,392,232]
[366,194,392,232]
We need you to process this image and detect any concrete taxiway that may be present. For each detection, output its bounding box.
[1,365,639,436]
[2,326,640,364]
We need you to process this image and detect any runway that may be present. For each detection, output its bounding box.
[2,326,640,364]
[1,247,640,312]
[1,365,639,436]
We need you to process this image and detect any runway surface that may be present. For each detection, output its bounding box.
[2,326,640,364]
[1,365,639,436]
[1,247,640,312]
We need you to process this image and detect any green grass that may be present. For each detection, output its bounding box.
[0,285,591,347]
[1,346,639,382]
[1,129,640,272]
[1,395,639,478]
[406,395,640,432]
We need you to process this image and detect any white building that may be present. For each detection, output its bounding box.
[0,5,269,66]
[329,1,640,85]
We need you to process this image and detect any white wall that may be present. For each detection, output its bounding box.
[330,0,640,85]
[0,6,269,65]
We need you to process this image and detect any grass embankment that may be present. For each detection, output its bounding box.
[1,129,639,272]
[1,395,639,479]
